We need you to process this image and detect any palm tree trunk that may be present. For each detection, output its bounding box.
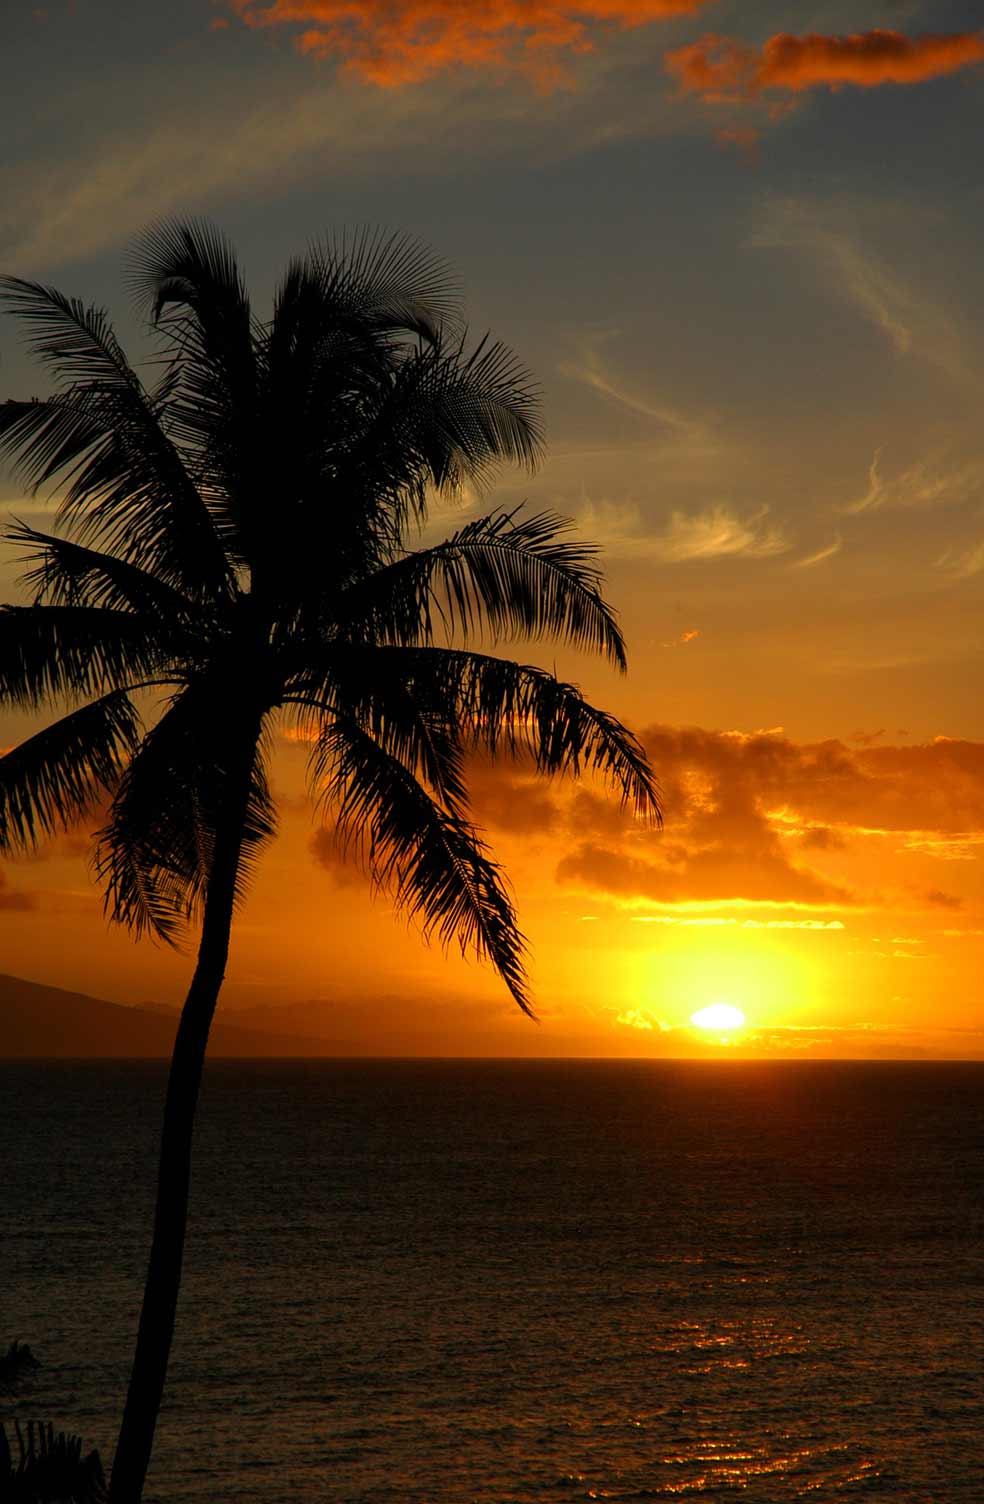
[108,729,260,1504]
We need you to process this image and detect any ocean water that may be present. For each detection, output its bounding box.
[3,1060,983,1502]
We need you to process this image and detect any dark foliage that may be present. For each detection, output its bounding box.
[0,1421,107,1504]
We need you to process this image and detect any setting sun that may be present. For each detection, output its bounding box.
[690,1003,747,1031]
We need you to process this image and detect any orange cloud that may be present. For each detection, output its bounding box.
[667,29,984,100]
[225,0,715,86]
[557,834,854,908]
[550,726,984,911]
[306,725,984,913]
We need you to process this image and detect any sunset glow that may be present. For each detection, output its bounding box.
[690,1003,747,1031]
[2,0,984,1061]
[3,13,982,1504]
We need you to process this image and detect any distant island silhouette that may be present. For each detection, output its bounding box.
[0,973,334,1058]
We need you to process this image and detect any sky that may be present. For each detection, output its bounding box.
[2,0,984,1057]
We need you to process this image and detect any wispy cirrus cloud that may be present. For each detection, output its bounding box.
[666,29,984,101]
[845,450,984,516]
[573,499,789,563]
[789,536,842,570]
[937,539,984,582]
[224,0,715,87]
[645,504,789,562]
[751,198,969,380]
[558,348,699,435]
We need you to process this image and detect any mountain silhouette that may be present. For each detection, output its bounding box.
[0,973,333,1057]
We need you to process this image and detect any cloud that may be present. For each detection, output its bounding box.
[309,827,367,887]
[467,760,561,835]
[557,835,854,909]
[553,725,984,912]
[226,0,715,87]
[558,341,704,435]
[926,888,962,910]
[303,721,984,918]
[797,826,847,852]
[631,914,736,927]
[937,536,984,581]
[600,1008,984,1059]
[741,918,844,931]
[790,536,842,570]
[666,30,984,100]
[642,504,789,562]
[630,914,844,931]
[615,1006,659,1031]
[0,75,463,271]
[845,450,984,516]
[751,198,968,378]
[572,500,789,564]
[692,728,984,838]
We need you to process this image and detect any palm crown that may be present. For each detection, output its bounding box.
[0,222,659,1014]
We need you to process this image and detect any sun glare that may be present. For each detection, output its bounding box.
[690,1003,747,1031]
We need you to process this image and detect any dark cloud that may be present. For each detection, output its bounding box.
[557,837,853,907]
[553,724,984,910]
[798,825,848,852]
[467,760,560,836]
[641,726,984,837]
[925,887,962,910]
[309,828,366,888]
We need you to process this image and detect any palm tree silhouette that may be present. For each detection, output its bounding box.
[0,222,660,1502]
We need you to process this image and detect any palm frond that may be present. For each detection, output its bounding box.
[335,508,627,668]
[312,716,531,1014]
[1,1419,107,1504]
[0,395,110,504]
[287,646,470,819]
[421,333,544,486]
[0,691,141,852]
[96,692,275,942]
[311,227,462,343]
[292,645,659,824]
[7,521,194,617]
[0,277,134,390]
[0,604,171,708]
[0,281,230,595]
[125,219,260,567]
[385,646,658,820]
[126,218,250,330]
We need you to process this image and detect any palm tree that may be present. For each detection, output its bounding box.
[0,222,660,1502]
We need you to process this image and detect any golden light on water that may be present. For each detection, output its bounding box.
[690,1003,747,1031]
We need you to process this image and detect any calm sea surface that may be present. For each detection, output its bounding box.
[3,1060,983,1502]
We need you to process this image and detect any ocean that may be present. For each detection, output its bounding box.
[3,1060,983,1501]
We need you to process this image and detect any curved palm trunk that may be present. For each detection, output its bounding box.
[109,729,260,1504]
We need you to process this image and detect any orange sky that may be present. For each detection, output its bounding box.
[2,0,984,1057]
